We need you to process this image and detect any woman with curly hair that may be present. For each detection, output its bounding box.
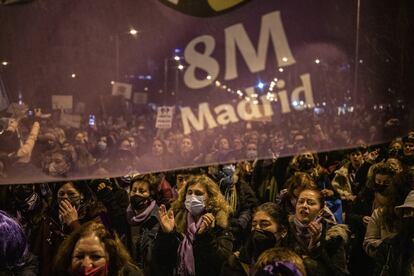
[151,174,233,276]
[53,221,143,276]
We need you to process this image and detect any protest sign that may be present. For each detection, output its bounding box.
[0,0,411,183]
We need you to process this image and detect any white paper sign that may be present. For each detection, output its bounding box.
[112,82,132,100]
[133,92,148,104]
[155,106,174,129]
[52,95,73,110]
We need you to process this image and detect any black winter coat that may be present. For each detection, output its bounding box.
[151,226,233,276]
[286,218,350,276]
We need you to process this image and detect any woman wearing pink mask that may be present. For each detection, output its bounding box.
[53,221,143,276]
[287,188,349,276]
[152,175,233,276]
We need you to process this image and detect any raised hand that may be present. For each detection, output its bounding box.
[158,204,175,233]
[198,213,215,234]
[321,189,334,198]
[308,220,322,248]
[59,199,78,225]
[363,216,371,225]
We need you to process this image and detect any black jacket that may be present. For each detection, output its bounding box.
[286,218,350,276]
[374,234,414,276]
[151,226,233,276]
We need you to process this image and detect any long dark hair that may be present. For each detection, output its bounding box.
[255,202,289,237]
[381,171,412,231]
[51,181,103,220]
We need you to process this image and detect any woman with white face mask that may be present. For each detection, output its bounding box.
[152,175,233,276]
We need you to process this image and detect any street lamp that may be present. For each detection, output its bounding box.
[1,61,8,66]
[129,28,138,36]
[113,28,139,81]
[164,55,184,95]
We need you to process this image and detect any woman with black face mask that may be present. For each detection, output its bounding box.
[220,202,289,276]
[126,174,160,274]
[363,171,411,259]
[32,181,106,276]
[8,184,50,251]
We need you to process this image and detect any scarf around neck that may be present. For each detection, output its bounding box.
[126,200,156,225]
[293,217,322,250]
[177,212,203,276]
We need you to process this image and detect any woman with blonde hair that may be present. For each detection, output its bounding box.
[151,174,233,276]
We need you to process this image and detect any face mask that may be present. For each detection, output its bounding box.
[14,185,35,201]
[401,217,414,238]
[97,141,107,151]
[130,195,150,211]
[74,264,108,276]
[403,154,414,164]
[48,162,69,176]
[251,229,277,259]
[299,158,313,171]
[373,184,388,195]
[118,149,132,156]
[185,194,205,216]
[246,149,258,159]
[388,148,403,159]
[59,195,82,210]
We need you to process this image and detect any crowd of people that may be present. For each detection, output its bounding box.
[0,98,407,181]
[0,127,413,275]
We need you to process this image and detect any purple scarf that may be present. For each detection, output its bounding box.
[293,217,322,250]
[126,200,156,226]
[177,212,203,276]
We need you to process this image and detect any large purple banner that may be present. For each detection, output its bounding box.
[0,0,412,183]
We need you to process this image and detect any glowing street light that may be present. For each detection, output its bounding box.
[256,81,265,89]
[129,28,138,36]
[1,61,8,66]
[71,73,76,78]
